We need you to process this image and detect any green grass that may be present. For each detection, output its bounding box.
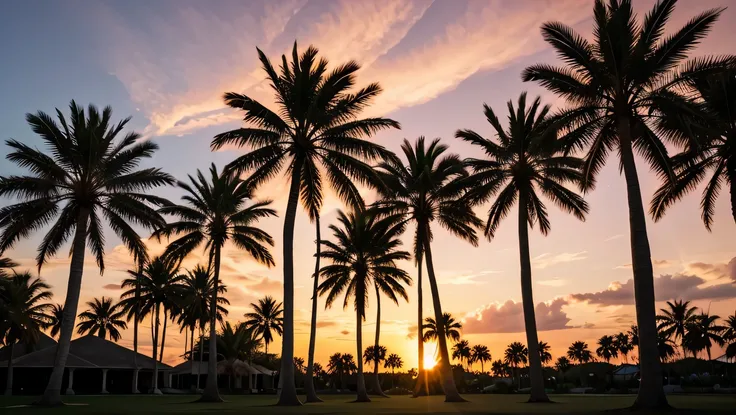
[1,394,734,414]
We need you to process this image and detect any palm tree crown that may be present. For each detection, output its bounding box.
[47,304,64,339]
[684,312,726,360]
[243,296,283,356]
[504,342,529,368]
[422,313,462,344]
[538,341,553,366]
[567,341,593,364]
[596,335,619,363]
[0,272,52,347]
[656,299,698,355]
[363,345,387,371]
[471,344,492,373]
[76,297,127,341]
[452,340,472,369]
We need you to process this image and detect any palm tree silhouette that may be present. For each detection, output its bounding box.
[422,312,462,345]
[538,341,552,366]
[651,67,736,228]
[153,164,275,402]
[217,322,260,391]
[327,353,346,390]
[471,345,491,374]
[213,42,399,407]
[656,299,698,357]
[318,208,410,402]
[614,333,634,364]
[384,353,403,388]
[0,102,172,405]
[567,341,592,365]
[363,345,387,395]
[554,357,571,376]
[523,1,728,408]
[0,258,16,277]
[457,92,587,402]
[375,137,480,401]
[76,297,127,341]
[244,296,283,357]
[723,312,736,360]
[596,335,618,363]
[656,330,677,363]
[0,271,52,396]
[452,340,472,371]
[47,304,64,340]
[491,359,511,377]
[504,342,528,389]
[684,312,725,361]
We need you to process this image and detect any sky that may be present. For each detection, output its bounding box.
[1,0,735,370]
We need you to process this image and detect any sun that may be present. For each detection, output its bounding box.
[423,354,437,370]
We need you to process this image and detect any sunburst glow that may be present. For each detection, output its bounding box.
[424,353,437,369]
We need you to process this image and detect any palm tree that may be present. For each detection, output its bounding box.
[567,341,592,365]
[363,345,387,395]
[457,93,587,402]
[651,67,736,229]
[491,360,511,377]
[629,325,640,347]
[47,304,64,340]
[684,312,725,361]
[554,357,571,376]
[614,333,634,363]
[76,297,127,341]
[724,312,736,360]
[657,330,677,363]
[213,42,399,407]
[327,353,346,390]
[318,208,411,402]
[538,341,552,366]
[0,272,52,395]
[293,357,305,374]
[305,216,323,402]
[596,335,619,363]
[504,342,528,389]
[0,102,172,405]
[523,1,728,408]
[375,137,481,401]
[0,258,16,277]
[656,299,698,357]
[384,353,403,388]
[152,164,275,402]
[243,296,283,357]
[422,313,463,344]
[217,322,260,390]
[471,345,491,374]
[120,257,183,394]
[452,340,472,371]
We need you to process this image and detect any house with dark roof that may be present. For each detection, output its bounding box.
[1,335,172,395]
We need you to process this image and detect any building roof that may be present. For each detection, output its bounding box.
[8,346,98,368]
[612,364,639,376]
[171,360,208,375]
[0,332,56,361]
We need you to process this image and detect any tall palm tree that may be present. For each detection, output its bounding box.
[471,345,491,374]
[120,257,183,394]
[0,102,172,405]
[538,341,552,366]
[596,335,619,363]
[452,340,471,371]
[243,296,283,357]
[152,164,276,402]
[656,299,698,357]
[457,93,587,402]
[523,1,728,408]
[363,345,387,394]
[76,297,127,341]
[384,353,403,388]
[0,272,52,395]
[47,304,64,340]
[567,341,592,365]
[318,208,411,402]
[422,312,462,344]
[375,137,481,401]
[504,342,528,388]
[684,312,725,361]
[213,42,399,407]
[614,332,634,363]
[651,67,736,228]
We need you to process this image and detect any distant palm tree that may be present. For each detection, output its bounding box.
[47,304,64,340]
[76,297,127,341]
[523,1,728,408]
[0,102,172,405]
[656,330,677,363]
[422,313,462,344]
[217,322,260,391]
[375,137,481,401]
[363,345,387,394]
[153,164,275,402]
[725,312,736,360]
[471,345,492,374]
[491,359,511,377]
[318,209,411,402]
[629,325,640,347]
[0,272,52,395]
[651,67,736,229]
[327,353,346,390]
[614,333,634,363]
[684,312,725,361]
[243,296,283,357]
[596,335,618,363]
[214,42,399,407]
[452,340,472,371]
[504,342,528,388]
[656,300,698,357]
[554,357,571,376]
[457,93,587,402]
[293,357,305,374]
[567,341,592,365]
[538,341,552,366]
[384,353,403,388]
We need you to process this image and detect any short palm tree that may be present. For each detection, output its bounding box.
[656,299,698,357]
[523,1,728,408]
[554,357,571,375]
[657,330,677,363]
[504,342,528,388]
[243,296,283,357]
[213,42,399,407]
[596,335,619,363]
[363,345,387,393]
[471,345,492,373]
[152,164,276,402]
[375,137,481,401]
[629,325,640,346]
[0,272,52,395]
[614,332,634,363]
[0,102,172,405]
[120,257,183,394]
[422,312,462,344]
[491,359,511,377]
[384,353,403,388]
[327,353,346,390]
[457,93,587,402]
[684,312,725,361]
[567,341,592,365]
[538,341,552,366]
[217,322,260,390]
[318,208,411,402]
[452,340,472,371]
[47,304,64,339]
[76,297,127,341]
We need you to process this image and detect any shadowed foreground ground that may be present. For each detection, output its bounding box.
[1,394,734,414]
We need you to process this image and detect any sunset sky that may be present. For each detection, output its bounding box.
[1,0,735,370]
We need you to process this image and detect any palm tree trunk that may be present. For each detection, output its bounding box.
[619,118,667,409]
[422,231,465,402]
[159,309,168,363]
[132,263,141,394]
[517,198,550,403]
[37,209,90,406]
[372,285,388,397]
[729,159,736,224]
[152,302,162,394]
[4,343,14,396]
[412,256,427,397]
[305,215,323,403]
[190,325,196,392]
[355,309,371,402]
[197,331,204,390]
[277,161,302,406]
[201,245,223,402]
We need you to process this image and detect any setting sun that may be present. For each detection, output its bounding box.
[423,354,437,370]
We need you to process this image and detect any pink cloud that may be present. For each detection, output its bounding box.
[463,298,572,334]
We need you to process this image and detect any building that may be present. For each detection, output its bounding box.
[169,359,276,393]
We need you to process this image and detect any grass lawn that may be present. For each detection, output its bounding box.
[1,394,735,414]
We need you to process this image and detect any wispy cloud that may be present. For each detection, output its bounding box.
[604,234,624,242]
[616,259,673,269]
[437,269,498,285]
[532,251,587,269]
